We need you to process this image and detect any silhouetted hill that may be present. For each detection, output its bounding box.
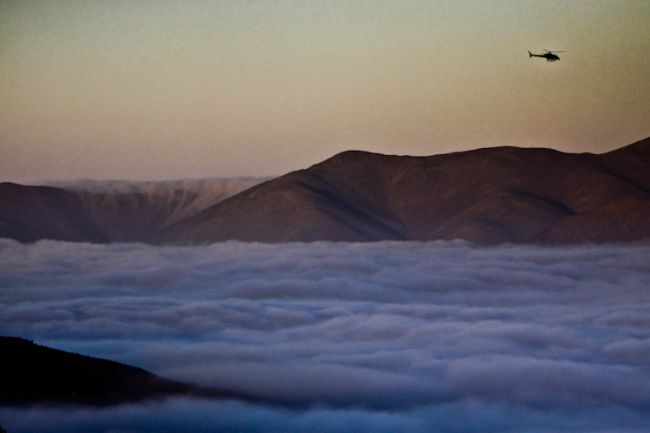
[1,138,649,244]
[0,337,243,406]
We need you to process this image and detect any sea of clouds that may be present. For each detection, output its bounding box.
[1,239,650,432]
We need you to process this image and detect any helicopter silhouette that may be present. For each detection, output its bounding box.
[528,49,566,62]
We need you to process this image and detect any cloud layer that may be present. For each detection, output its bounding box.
[1,240,650,432]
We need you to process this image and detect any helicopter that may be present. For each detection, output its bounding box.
[528,49,566,62]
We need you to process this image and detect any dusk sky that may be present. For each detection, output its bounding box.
[1,0,648,182]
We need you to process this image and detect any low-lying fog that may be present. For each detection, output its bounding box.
[1,240,649,432]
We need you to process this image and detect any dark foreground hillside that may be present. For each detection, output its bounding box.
[0,337,241,406]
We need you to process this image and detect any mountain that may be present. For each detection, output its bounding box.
[1,138,649,244]
[53,177,267,242]
[166,137,650,244]
[0,336,244,406]
[0,178,265,243]
[0,183,105,243]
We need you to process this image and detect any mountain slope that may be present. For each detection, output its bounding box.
[165,138,650,244]
[58,178,266,242]
[0,183,105,243]
[0,336,243,406]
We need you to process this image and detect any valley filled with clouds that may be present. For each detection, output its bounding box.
[1,240,650,432]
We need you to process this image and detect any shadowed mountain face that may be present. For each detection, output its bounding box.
[0,337,218,406]
[1,138,649,244]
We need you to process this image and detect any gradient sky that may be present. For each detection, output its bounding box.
[1,0,649,182]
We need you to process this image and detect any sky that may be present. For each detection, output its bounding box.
[1,0,649,182]
[2,240,650,432]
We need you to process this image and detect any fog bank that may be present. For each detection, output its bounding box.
[1,240,649,432]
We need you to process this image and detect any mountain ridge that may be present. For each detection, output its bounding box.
[0,177,265,243]
[2,138,649,245]
[164,137,650,244]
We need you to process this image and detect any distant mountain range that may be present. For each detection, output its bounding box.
[0,336,246,406]
[0,177,264,243]
[2,138,649,245]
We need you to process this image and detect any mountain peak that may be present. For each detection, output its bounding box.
[605,136,650,155]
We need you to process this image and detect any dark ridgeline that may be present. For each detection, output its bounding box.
[1,137,649,245]
[0,337,244,406]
